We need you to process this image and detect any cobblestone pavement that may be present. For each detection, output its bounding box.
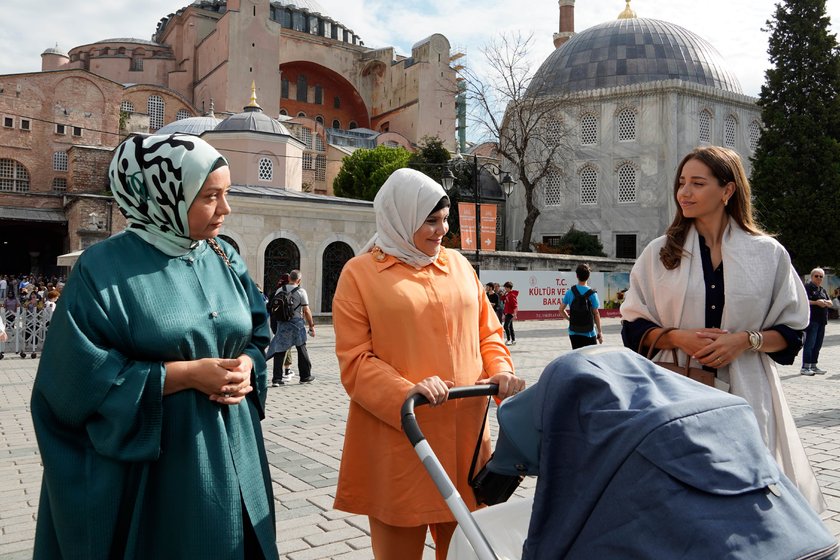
[2,318,840,559]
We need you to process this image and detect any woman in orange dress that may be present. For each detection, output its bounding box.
[332,168,523,559]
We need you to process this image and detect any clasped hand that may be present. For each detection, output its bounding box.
[407,372,525,407]
[197,355,253,405]
[676,328,746,368]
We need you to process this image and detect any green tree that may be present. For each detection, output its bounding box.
[333,145,411,200]
[751,0,840,271]
[408,136,451,185]
[533,225,605,256]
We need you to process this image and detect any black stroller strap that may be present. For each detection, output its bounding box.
[468,396,492,484]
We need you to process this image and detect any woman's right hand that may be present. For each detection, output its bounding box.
[165,357,252,404]
[407,376,455,407]
[658,328,721,357]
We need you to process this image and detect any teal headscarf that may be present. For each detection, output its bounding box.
[109,134,228,256]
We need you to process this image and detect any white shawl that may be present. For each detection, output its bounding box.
[361,168,447,269]
[621,220,826,513]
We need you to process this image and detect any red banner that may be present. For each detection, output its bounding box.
[458,202,476,251]
[479,203,497,251]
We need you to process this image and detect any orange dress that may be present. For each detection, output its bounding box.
[332,247,514,526]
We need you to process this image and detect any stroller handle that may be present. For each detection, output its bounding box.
[401,383,502,560]
[401,384,499,446]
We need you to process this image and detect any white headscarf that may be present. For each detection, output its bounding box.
[361,168,448,269]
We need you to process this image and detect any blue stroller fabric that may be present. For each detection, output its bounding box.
[493,347,837,560]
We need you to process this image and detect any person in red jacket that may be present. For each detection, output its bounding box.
[502,281,519,345]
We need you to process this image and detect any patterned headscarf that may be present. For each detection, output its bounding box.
[109,134,228,256]
[361,168,448,269]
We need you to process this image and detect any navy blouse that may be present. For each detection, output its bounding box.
[621,235,803,365]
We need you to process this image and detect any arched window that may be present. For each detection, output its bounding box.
[300,127,312,148]
[258,157,273,181]
[545,118,564,146]
[699,109,712,143]
[579,166,597,205]
[616,108,636,142]
[217,235,239,254]
[297,111,307,118]
[349,121,358,130]
[749,120,762,152]
[176,109,191,121]
[120,100,134,113]
[281,78,289,99]
[52,177,67,192]
[724,115,737,147]
[53,151,68,171]
[543,171,564,206]
[279,108,288,116]
[617,163,637,203]
[314,85,323,105]
[263,238,300,294]
[315,134,324,152]
[0,159,30,192]
[580,113,598,145]
[148,95,164,130]
[332,119,341,129]
[315,115,324,125]
[321,242,355,312]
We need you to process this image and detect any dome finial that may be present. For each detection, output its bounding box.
[208,98,215,118]
[245,81,262,112]
[618,0,637,19]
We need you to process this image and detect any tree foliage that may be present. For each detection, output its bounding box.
[459,32,574,252]
[751,0,840,271]
[406,136,469,237]
[333,145,412,200]
[533,225,606,257]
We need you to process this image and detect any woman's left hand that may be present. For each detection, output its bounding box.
[210,354,253,405]
[692,329,748,368]
[476,372,525,400]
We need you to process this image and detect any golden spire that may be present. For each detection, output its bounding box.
[246,80,261,109]
[618,0,637,19]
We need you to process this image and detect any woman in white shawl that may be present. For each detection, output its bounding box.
[620,146,826,514]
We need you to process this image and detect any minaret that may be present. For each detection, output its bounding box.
[553,0,575,49]
[618,0,637,19]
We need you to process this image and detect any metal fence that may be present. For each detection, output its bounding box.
[2,307,49,358]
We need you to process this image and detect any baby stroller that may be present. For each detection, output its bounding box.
[402,346,839,560]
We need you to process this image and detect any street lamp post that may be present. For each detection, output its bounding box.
[441,154,514,271]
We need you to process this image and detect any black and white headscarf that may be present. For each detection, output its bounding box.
[109,134,227,256]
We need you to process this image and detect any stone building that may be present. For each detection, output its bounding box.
[505,0,762,258]
[0,0,454,300]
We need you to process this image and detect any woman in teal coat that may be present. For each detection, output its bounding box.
[31,134,278,559]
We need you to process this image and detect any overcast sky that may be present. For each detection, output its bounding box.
[2,0,840,99]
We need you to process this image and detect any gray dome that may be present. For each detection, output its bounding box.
[532,18,742,95]
[215,107,291,135]
[156,115,222,135]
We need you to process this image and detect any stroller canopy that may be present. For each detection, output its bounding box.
[494,347,836,560]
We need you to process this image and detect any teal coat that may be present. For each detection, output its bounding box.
[31,232,277,560]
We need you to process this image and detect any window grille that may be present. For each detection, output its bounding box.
[53,151,68,171]
[617,108,636,141]
[545,118,564,146]
[0,159,30,192]
[176,109,191,120]
[258,158,273,181]
[749,120,761,152]
[617,163,637,203]
[315,155,326,181]
[724,115,737,147]
[699,110,711,143]
[120,101,134,113]
[615,234,637,259]
[296,75,308,102]
[579,167,597,205]
[315,134,324,152]
[301,127,312,149]
[303,153,313,170]
[543,172,564,206]
[580,113,598,145]
[52,177,67,192]
[148,95,164,130]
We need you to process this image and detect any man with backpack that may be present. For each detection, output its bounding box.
[267,269,316,385]
[559,263,603,349]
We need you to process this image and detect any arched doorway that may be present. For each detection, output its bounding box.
[218,235,239,254]
[321,241,354,312]
[264,238,300,294]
